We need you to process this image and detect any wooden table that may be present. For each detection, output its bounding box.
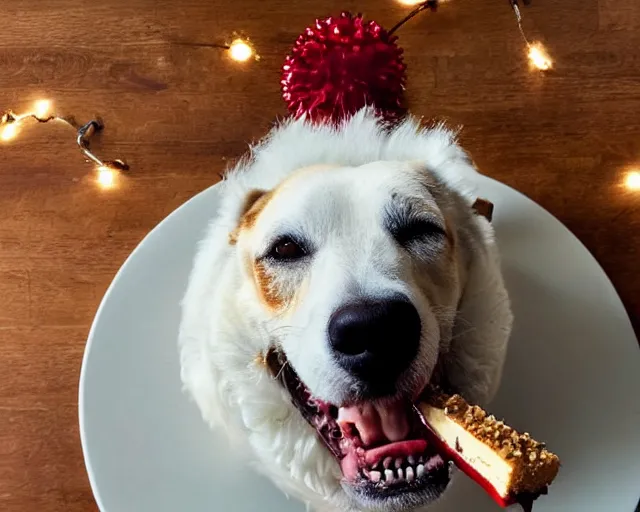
[0,0,638,510]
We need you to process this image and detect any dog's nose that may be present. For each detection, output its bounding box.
[328,297,421,387]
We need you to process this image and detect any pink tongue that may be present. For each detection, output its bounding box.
[338,400,410,446]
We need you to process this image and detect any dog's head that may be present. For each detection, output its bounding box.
[180,113,511,512]
[225,162,486,509]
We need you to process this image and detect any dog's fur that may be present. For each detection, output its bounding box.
[179,109,513,512]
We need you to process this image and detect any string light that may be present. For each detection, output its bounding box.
[97,166,117,189]
[179,37,259,62]
[527,42,552,71]
[388,0,440,36]
[33,99,51,119]
[1,122,18,141]
[510,0,552,71]
[625,171,640,191]
[392,1,550,71]
[2,7,553,195]
[1,99,128,187]
[229,39,254,62]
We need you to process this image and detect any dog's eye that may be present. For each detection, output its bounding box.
[268,237,306,261]
[393,220,445,247]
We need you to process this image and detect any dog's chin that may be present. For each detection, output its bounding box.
[342,467,450,512]
[267,350,451,512]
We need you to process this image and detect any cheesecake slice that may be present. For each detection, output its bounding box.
[416,394,560,510]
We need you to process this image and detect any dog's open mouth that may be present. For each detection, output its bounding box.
[336,401,445,485]
[265,349,449,499]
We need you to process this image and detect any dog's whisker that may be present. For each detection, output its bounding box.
[274,358,290,382]
[453,294,511,333]
[433,308,458,322]
[449,325,478,341]
[265,322,300,333]
[480,296,512,327]
[452,314,473,328]
[266,325,305,339]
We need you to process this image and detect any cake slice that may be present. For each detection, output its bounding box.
[415,393,560,510]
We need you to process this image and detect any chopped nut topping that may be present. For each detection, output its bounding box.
[473,407,486,420]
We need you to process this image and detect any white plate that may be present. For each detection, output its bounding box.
[79,176,640,512]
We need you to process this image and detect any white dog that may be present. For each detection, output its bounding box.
[179,108,513,512]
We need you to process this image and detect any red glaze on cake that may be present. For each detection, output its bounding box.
[415,393,560,510]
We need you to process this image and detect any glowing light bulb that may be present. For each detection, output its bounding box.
[229,39,253,62]
[625,171,640,191]
[1,122,19,142]
[396,0,425,4]
[33,99,51,119]
[528,42,552,71]
[97,166,116,188]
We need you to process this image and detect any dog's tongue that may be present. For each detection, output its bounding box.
[337,400,410,446]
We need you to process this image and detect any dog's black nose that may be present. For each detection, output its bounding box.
[328,297,421,389]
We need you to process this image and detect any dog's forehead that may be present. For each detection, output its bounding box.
[270,161,436,211]
[241,162,445,246]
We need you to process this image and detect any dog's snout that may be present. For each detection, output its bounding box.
[328,297,421,388]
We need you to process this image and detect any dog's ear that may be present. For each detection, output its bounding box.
[444,227,512,406]
[472,198,494,222]
[228,189,271,245]
[179,185,272,430]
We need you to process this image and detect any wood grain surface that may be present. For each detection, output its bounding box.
[0,0,638,510]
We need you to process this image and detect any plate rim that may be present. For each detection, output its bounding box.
[78,181,224,511]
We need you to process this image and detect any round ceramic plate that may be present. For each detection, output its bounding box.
[79,175,640,512]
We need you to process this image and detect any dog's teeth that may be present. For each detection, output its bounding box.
[407,455,415,465]
[383,457,393,469]
[397,468,404,480]
[394,458,403,469]
[417,464,425,478]
[406,466,415,482]
[370,471,382,483]
[384,469,394,482]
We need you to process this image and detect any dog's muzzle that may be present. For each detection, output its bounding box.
[328,296,421,397]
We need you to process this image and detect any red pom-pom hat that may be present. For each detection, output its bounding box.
[281,12,407,124]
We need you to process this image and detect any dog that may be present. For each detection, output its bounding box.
[179,108,513,512]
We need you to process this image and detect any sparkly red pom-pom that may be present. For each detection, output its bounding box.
[281,12,407,124]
